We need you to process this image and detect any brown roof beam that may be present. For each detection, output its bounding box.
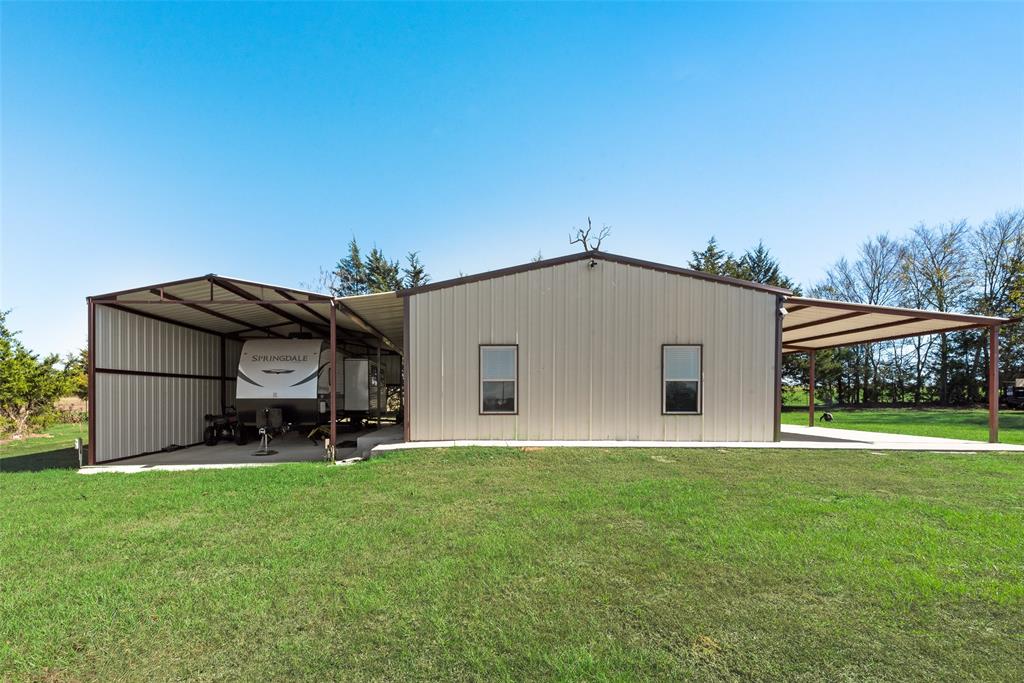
[209,278,375,346]
[784,296,1006,326]
[786,317,928,346]
[99,302,239,339]
[789,322,983,352]
[150,289,287,338]
[210,277,328,335]
[783,311,869,334]
[274,289,332,326]
[332,299,398,350]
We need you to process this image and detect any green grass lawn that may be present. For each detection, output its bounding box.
[3,439,1023,681]
[0,422,87,471]
[782,407,1024,445]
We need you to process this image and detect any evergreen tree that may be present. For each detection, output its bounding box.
[736,241,797,290]
[689,236,743,277]
[365,247,402,293]
[332,238,368,296]
[402,251,430,288]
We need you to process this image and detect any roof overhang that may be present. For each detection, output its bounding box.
[88,275,401,353]
[782,296,1007,353]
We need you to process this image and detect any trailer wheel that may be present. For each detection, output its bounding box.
[203,426,218,446]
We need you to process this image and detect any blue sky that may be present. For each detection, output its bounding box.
[2,2,1022,356]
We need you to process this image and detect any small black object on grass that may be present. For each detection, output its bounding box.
[819,412,834,423]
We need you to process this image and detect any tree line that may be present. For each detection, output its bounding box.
[310,238,430,296]
[688,209,1024,406]
[0,311,87,437]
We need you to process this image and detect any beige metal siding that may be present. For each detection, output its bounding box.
[93,306,224,461]
[408,259,776,441]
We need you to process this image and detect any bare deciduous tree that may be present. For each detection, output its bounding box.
[570,217,611,252]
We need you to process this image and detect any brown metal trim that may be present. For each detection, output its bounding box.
[774,295,783,442]
[399,251,791,298]
[275,288,332,325]
[989,325,999,443]
[330,304,337,448]
[782,345,814,353]
[786,323,987,353]
[90,273,334,303]
[783,296,1008,326]
[376,340,382,427]
[150,289,288,338]
[87,299,96,466]
[103,303,230,338]
[94,367,226,381]
[660,343,703,415]
[89,273,220,301]
[230,321,295,334]
[479,344,519,416]
[783,311,869,334]
[784,304,810,314]
[219,336,227,414]
[333,297,398,351]
[403,295,411,442]
[807,349,816,427]
[95,298,332,306]
[785,317,927,346]
[209,277,329,334]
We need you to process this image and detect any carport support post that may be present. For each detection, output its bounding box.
[989,324,999,443]
[376,339,382,427]
[87,298,96,466]
[807,349,816,427]
[329,304,337,448]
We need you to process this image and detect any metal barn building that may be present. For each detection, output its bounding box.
[85,251,1008,464]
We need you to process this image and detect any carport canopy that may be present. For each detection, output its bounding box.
[781,296,1008,443]
[90,274,400,352]
[782,296,1007,353]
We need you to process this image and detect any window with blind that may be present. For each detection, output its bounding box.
[480,345,518,414]
[663,345,701,414]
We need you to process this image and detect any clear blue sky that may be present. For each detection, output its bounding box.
[2,2,1022,356]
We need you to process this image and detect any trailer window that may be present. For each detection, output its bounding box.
[663,345,701,414]
[480,345,517,414]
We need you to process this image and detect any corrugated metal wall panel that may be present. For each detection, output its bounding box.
[95,374,221,461]
[93,305,225,462]
[408,259,776,442]
[96,306,221,376]
[223,338,243,379]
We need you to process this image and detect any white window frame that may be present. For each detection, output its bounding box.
[662,344,702,415]
[480,345,518,415]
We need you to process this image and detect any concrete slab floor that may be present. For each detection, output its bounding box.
[79,428,388,473]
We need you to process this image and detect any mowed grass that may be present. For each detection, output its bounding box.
[0,422,87,469]
[782,407,1024,444]
[2,443,1024,681]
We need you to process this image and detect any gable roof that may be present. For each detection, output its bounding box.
[396,250,792,297]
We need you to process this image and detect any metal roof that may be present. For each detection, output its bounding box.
[88,274,398,352]
[337,292,405,352]
[782,297,1007,353]
[397,250,793,297]
[88,264,1008,360]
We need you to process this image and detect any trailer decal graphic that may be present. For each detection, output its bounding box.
[237,368,263,387]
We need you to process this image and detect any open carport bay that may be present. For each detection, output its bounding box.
[86,275,404,465]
